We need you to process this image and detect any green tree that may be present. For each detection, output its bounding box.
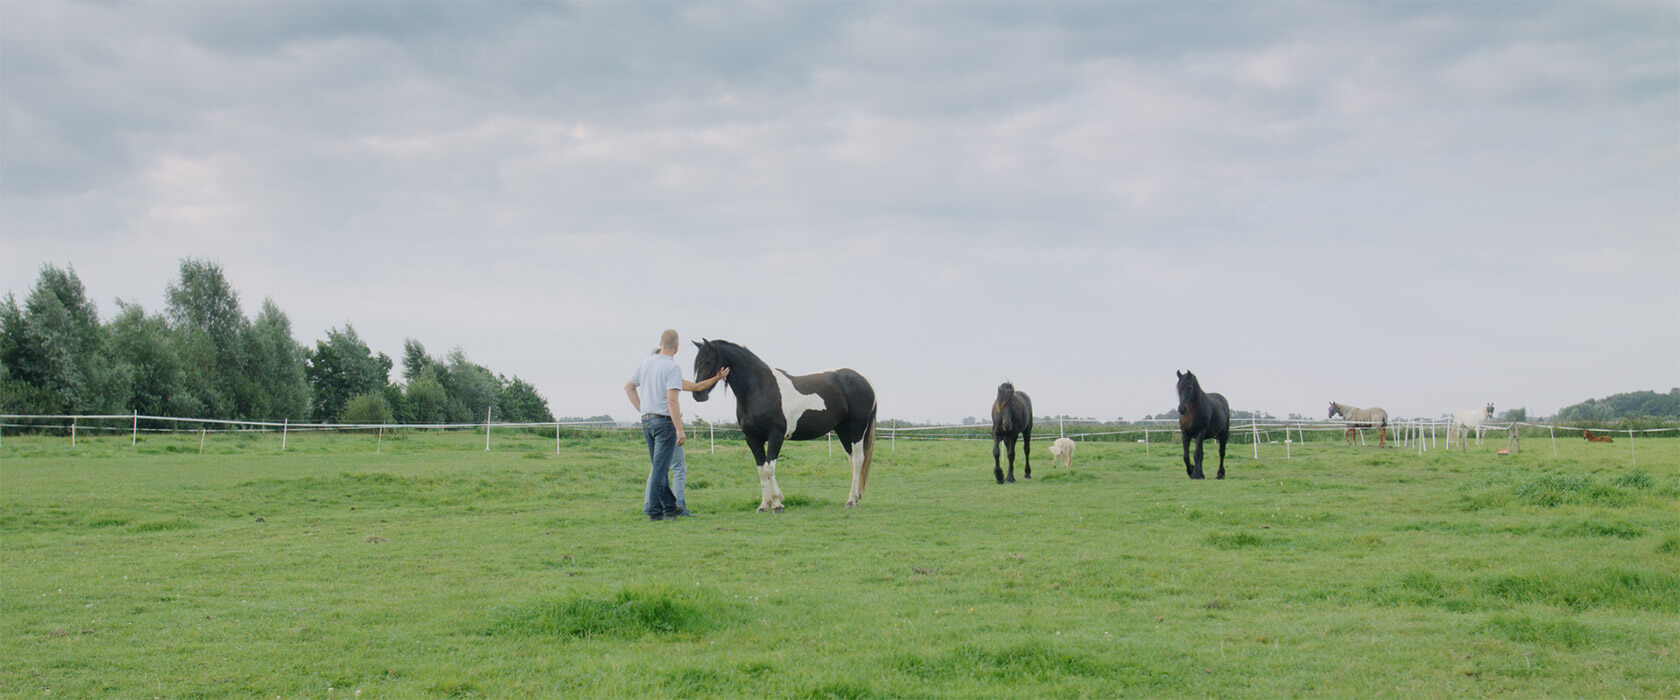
[497,376,554,423]
[403,373,449,424]
[165,259,250,418]
[243,299,309,420]
[401,338,433,382]
[340,391,393,425]
[0,264,128,413]
[438,348,500,423]
[107,300,195,417]
[305,325,392,422]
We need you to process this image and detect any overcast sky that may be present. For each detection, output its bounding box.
[3,1,1676,424]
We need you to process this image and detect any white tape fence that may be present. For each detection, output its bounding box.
[4,412,1673,465]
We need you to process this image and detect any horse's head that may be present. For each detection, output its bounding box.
[691,339,722,402]
[1176,370,1198,415]
[1327,401,1340,419]
[1484,402,1495,418]
[996,381,1015,405]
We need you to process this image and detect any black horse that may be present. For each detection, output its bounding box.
[1175,370,1230,479]
[991,382,1033,484]
[691,339,877,512]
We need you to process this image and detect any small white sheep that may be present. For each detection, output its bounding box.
[1048,437,1076,470]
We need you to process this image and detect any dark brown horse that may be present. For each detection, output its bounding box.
[1583,429,1614,443]
[1176,370,1230,479]
[991,382,1032,484]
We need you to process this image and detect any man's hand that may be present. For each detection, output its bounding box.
[675,427,686,447]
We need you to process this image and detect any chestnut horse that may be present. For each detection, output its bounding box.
[1583,429,1614,443]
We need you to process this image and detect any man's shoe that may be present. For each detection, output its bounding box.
[648,513,666,521]
[674,509,697,517]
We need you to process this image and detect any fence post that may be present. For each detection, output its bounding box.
[378,425,384,454]
[710,423,715,454]
[199,426,206,455]
[1549,425,1557,457]
[72,416,78,447]
[132,410,138,447]
[282,419,288,451]
[1144,429,1149,458]
[555,422,561,455]
[1628,429,1636,466]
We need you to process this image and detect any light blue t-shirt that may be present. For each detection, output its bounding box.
[630,353,684,416]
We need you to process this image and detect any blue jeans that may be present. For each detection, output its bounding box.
[641,414,680,517]
[670,447,688,511]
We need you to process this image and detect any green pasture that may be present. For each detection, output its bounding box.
[3,428,1677,697]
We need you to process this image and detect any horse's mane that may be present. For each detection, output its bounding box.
[702,339,771,374]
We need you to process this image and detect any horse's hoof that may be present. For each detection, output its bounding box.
[845,502,856,509]
[756,507,768,513]
[1006,477,1016,483]
[773,506,784,514]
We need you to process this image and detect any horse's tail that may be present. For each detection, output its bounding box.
[860,399,877,494]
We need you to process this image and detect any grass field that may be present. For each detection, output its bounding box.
[3,428,1678,697]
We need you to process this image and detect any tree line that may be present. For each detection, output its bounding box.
[1555,389,1680,424]
[1,260,554,425]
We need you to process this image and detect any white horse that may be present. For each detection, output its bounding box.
[1451,403,1494,451]
[1048,437,1076,470]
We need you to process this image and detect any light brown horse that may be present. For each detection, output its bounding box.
[1328,401,1388,447]
[1583,429,1614,443]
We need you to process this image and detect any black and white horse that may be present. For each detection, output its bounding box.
[991,382,1032,484]
[1176,370,1230,480]
[691,339,877,512]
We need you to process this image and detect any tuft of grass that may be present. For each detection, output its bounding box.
[1657,534,1680,555]
[1613,469,1654,490]
[1037,470,1097,483]
[1548,516,1646,539]
[486,586,741,639]
[735,493,826,511]
[802,680,877,699]
[1479,568,1680,612]
[130,517,195,532]
[894,642,1114,682]
[1204,531,1268,549]
[1511,472,1631,507]
[1481,614,1593,647]
[82,513,131,529]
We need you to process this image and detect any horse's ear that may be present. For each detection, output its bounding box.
[692,339,704,349]
[1176,370,1183,379]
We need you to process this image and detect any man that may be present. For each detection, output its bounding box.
[624,329,728,521]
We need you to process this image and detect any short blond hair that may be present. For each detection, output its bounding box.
[659,329,679,351]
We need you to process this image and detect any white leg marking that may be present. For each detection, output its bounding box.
[756,462,773,512]
[773,370,830,438]
[767,459,784,511]
[846,441,864,507]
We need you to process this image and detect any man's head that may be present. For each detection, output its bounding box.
[659,329,679,354]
